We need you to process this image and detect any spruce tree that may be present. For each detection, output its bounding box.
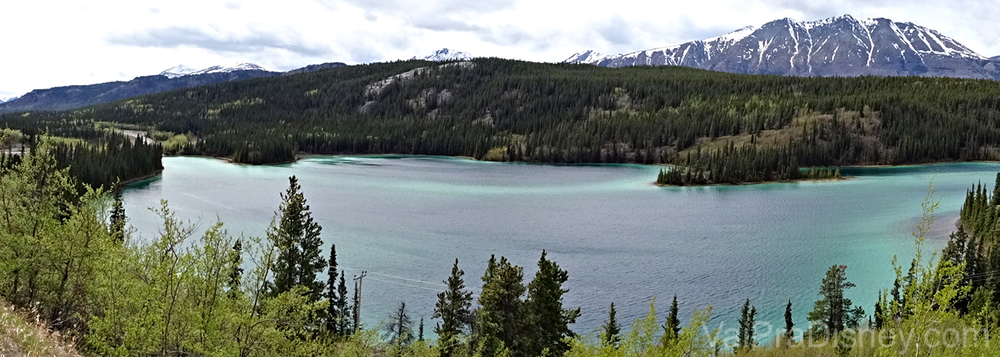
[784,300,794,346]
[660,295,681,347]
[873,293,884,329]
[226,239,243,299]
[476,255,526,356]
[419,317,425,342]
[736,299,756,353]
[807,265,865,338]
[326,244,340,334]
[602,303,621,347]
[109,189,126,245]
[337,272,352,335]
[272,175,327,301]
[434,259,474,357]
[523,250,580,357]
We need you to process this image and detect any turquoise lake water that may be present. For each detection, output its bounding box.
[123,156,1000,339]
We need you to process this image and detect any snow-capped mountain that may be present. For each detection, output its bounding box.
[416,48,474,62]
[0,96,17,104]
[563,50,607,64]
[566,15,1000,80]
[160,63,267,79]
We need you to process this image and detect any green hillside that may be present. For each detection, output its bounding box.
[5,58,1000,183]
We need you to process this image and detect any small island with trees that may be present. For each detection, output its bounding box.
[654,143,842,186]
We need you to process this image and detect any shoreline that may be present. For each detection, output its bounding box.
[117,169,164,187]
[156,153,1000,187]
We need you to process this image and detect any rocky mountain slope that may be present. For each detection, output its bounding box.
[566,15,1000,80]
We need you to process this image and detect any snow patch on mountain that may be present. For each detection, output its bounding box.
[0,96,17,104]
[159,65,199,79]
[703,25,757,44]
[159,63,267,79]
[564,50,607,64]
[416,48,474,61]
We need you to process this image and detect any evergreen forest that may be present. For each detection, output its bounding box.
[3,58,1000,184]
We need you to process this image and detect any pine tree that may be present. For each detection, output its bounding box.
[784,300,794,347]
[326,244,340,334]
[272,175,327,301]
[523,250,580,357]
[602,303,621,347]
[736,299,756,353]
[109,189,126,245]
[660,295,681,347]
[807,265,865,338]
[434,259,474,357]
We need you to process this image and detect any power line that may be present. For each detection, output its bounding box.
[353,271,367,332]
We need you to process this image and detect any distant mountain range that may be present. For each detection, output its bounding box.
[0,97,16,104]
[159,63,268,79]
[415,48,474,62]
[0,48,473,113]
[0,62,346,113]
[565,14,1000,80]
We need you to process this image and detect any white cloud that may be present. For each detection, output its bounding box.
[0,0,997,99]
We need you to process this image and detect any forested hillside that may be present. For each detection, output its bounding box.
[4,58,1000,183]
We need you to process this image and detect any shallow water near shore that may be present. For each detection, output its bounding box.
[123,156,1000,339]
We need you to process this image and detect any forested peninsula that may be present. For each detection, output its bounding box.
[3,58,1000,185]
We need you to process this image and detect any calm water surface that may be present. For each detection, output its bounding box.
[124,156,1000,339]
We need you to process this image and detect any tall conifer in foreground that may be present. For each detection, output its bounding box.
[226,239,244,300]
[434,259,473,357]
[736,299,756,353]
[807,265,865,338]
[524,250,580,357]
[660,295,681,347]
[784,300,794,347]
[271,175,327,302]
[602,303,621,347]
[326,244,341,334]
[476,255,525,356]
[109,189,126,245]
[337,271,352,335]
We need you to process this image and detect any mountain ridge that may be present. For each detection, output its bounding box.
[566,14,1000,80]
[415,48,474,61]
[159,63,268,79]
[0,61,349,113]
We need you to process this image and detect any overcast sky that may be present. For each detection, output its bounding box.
[1,0,997,99]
